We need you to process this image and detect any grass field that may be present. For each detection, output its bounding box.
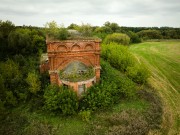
[130,41,180,135]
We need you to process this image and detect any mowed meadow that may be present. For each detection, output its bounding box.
[130,41,180,134]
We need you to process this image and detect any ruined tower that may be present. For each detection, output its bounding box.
[42,39,101,95]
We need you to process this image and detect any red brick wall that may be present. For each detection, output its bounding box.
[46,40,101,91]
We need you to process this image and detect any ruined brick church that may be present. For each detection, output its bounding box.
[40,39,101,95]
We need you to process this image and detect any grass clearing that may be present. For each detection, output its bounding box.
[130,41,180,135]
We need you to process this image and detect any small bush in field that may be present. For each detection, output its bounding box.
[43,85,78,115]
[79,110,91,122]
[104,33,130,45]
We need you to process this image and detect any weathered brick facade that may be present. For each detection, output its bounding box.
[44,39,101,94]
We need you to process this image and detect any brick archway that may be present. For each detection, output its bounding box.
[56,57,93,71]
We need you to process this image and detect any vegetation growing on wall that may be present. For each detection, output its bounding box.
[59,67,95,82]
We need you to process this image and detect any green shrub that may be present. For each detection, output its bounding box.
[101,43,135,72]
[79,83,114,111]
[126,64,150,84]
[100,60,136,100]
[127,31,142,43]
[43,85,78,115]
[104,33,130,45]
[5,91,17,106]
[26,71,41,94]
[57,28,68,40]
[0,112,29,135]
[79,110,91,122]
[137,29,162,40]
[45,21,68,40]
[80,60,137,111]
[101,43,150,84]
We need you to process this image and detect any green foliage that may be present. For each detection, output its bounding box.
[43,85,78,115]
[104,33,130,45]
[78,110,91,122]
[0,112,29,135]
[59,67,95,82]
[100,60,136,99]
[32,34,46,55]
[0,59,28,106]
[101,43,149,84]
[126,64,150,84]
[78,23,93,37]
[127,31,142,43]
[8,28,45,56]
[67,23,80,30]
[94,26,113,34]
[137,29,162,40]
[80,60,136,111]
[101,43,135,72]
[104,21,120,32]
[26,72,41,94]
[5,91,17,106]
[44,20,68,40]
[0,20,15,37]
[80,83,115,111]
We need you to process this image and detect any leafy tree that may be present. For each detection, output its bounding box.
[67,23,80,30]
[127,31,142,43]
[94,26,113,34]
[137,29,162,40]
[104,33,130,45]
[44,21,68,40]
[26,72,41,94]
[0,20,15,59]
[104,21,120,32]
[78,23,93,37]
[0,20,15,38]
[8,28,32,55]
[0,59,23,106]
[32,34,46,54]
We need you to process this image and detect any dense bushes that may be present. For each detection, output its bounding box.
[137,29,162,40]
[45,21,68,40]
[85,88,163,135]
[8,28,45,56]
[43,85,78,115]
[101,43,135,72]
[79,60,136,111]
[104,33,130,45]
[126,65,150,84]
[101,43,150,84]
